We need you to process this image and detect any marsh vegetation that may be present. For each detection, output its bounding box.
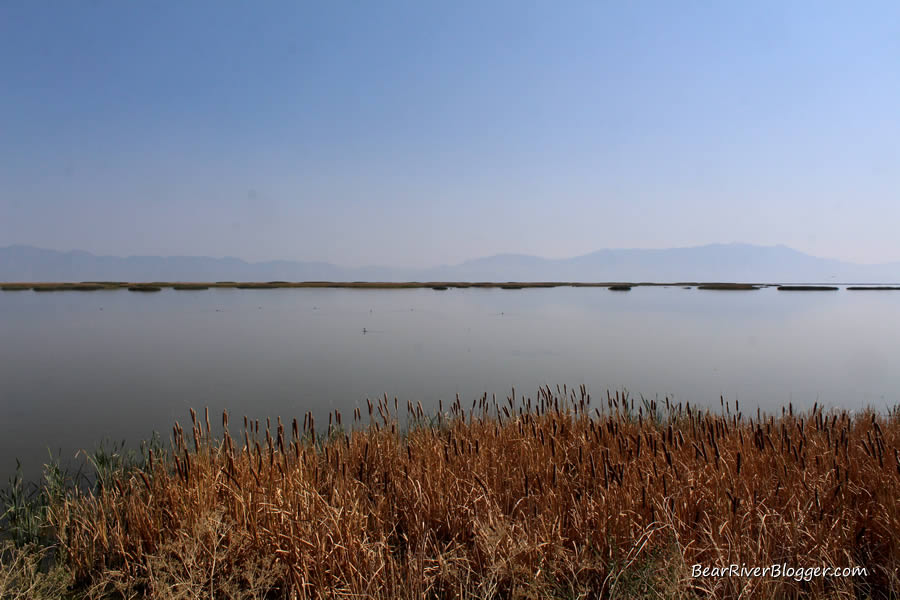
[696,283,759,290]
[2,391,898,599]
[7,281,897,294]
[0,281,771,292]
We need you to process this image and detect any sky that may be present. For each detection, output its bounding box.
[1,1,899,268]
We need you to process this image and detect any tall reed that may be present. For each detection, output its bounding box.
[13,390,900,599]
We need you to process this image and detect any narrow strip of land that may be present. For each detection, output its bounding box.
[1,281,898,291]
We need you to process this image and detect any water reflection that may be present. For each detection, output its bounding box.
[0,286,897,480]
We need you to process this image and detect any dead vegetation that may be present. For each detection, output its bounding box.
[1,389,890,598]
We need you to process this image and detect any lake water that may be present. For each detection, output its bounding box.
[1,286,898,481]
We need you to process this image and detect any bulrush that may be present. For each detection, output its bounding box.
[26,392,899,599]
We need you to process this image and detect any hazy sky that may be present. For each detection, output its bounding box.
[2,1,899,267]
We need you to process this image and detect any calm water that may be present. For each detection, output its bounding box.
[1,286,898,481]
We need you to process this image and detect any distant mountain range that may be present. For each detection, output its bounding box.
[1,244,899,283]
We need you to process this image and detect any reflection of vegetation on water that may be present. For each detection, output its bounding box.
[697,283,759,290]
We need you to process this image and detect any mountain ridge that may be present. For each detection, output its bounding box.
[1,243,899,283]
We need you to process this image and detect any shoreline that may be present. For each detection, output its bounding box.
[3,280,900,291]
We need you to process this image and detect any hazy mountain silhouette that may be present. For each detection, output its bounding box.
[1,244,898,283]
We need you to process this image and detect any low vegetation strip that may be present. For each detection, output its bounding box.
[696,283,760,290]
[2,281,775,291]
[2,283,122,291]
[2,391,898,599]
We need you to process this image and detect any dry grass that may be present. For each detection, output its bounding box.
[8,391,890,599]
[0,543,73,600]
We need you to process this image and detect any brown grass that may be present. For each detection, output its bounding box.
[31,391,899,599]
[0,543,73,599]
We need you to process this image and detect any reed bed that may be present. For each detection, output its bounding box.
[1,391,890,599]
[10,281,891,294]
[696,284,759,290]
[2,281,778,292]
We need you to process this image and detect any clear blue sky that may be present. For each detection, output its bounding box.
[2,1,898,267]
